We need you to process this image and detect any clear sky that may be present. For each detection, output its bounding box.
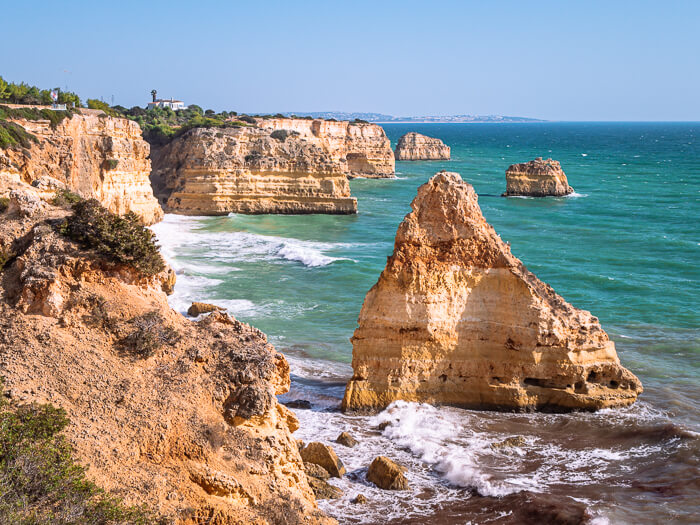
[2,0,698,120]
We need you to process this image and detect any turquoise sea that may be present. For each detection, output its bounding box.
[152,123,699,524]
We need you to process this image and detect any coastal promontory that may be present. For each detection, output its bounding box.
[0,106,163,224]
[394,132,450,160]
[503,157,573,197]
[342,171,641,412]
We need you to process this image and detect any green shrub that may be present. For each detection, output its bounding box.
[0,197,8,212]
[103,158,119,171]
[51,188,82,207]
[238,115,257,125]
[60,199,165,276]
[0,246,13,271]
[124,311,180,358]
[0,382,160,523]
[0,120,38,150]
[0,105,73,130]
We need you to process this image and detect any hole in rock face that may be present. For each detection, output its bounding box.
[609,380,619,389]
[574,381,585,393]
[524,377,545,387]
[491,377,503,384]
[587,371,598,383]
[439,374,447,382]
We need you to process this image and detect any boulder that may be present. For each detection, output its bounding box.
[300,442,346,478]
[395,132,450,161]
[492,436,527,449]
[283,399,312,410]
[7,189,44,217]
[366,456,409,490]
[307,477,342,500]
[352,494,367,504]
[503,157,573,196]
[342,171,641,412]
[187,302,226,317]
[304,462,330,480]
[335,431,358,448]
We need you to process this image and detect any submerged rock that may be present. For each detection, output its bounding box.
[300,442,346,478]
[284,399,313,410]
[343,171,641,412]
[352,494,368,504]
[492,436,527,449]
[503,157,573,197]
[395,132,450,161]
[366,456,409,490]
[335,431,358,448]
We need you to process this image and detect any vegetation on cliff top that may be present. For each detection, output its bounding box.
[0,76,81,108]
[60,199,165,276]
[0,383,161,524]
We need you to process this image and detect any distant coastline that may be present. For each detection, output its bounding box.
[281,111,545,123]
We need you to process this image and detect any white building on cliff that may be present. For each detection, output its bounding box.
[147,98,187,110]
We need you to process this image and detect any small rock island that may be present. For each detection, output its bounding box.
[503,157,574,197]
[394,132,450,160]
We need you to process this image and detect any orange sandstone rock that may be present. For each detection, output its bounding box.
[343,171,641,412]
[503,157,573,197]
[394,132,450,161]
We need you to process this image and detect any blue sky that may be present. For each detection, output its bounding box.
[2,0,698,120]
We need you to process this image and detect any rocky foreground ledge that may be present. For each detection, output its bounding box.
[343,171,641,412]
[0,185,332,524]
[503,157,574,197]
[394,132,450,161]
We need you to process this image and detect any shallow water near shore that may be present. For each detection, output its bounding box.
[152,122,699,524]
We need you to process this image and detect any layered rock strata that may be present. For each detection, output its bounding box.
[256,118,395,178]
[503,157,573,197]
[0,109,162,224]
[343,171,641,412]
[150,126,358,215]
[0,187,332,524]
[394,132,450,160]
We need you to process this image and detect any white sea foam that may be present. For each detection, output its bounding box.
[566,192,588,198]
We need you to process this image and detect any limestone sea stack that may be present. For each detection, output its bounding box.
[343,171,641,412]
[0,108,163,224]
[394,132,450,161]
[503,157,573,197]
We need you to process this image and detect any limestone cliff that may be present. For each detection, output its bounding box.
[503,157,573,197]
[343,171,641,412]
[256,118,395,179]
[0,186,332,524]
[0,108,163,224]
[394,132,450,161]
[151,126,358,215]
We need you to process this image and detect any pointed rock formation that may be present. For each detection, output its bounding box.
[343,171,641,412]
[395,132,450,161]
[503,157,573,197]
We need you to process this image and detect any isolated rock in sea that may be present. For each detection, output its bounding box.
[352,494,368,504]
[187,302,226,317]
[503,157,573,197]
[335,431,358,448]
[366,456,409,490]
[0,109,163,224]
[0,186,332,524]
[342,171,642,412]
[394,132,451,160]
[300,442,346,478]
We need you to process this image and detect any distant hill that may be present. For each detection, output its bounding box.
[281,112,544,123]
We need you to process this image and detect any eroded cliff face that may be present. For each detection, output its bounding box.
[0,187,332,524]
[394,132,450,161]
[151,126,358,215]
[0,109,163,224]
[257,118,395,179]
[503,157,573,197]
[343,171,641,413]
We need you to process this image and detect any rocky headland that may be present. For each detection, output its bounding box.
[503,157,573,197]
[0,184,333,524]
[343,171,641,412]
[150,125,358,215]
[150,118,395,216]
[394,132,450,161]
[0,107,162,224]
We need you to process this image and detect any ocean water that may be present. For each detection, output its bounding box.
[151,123,699,524]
